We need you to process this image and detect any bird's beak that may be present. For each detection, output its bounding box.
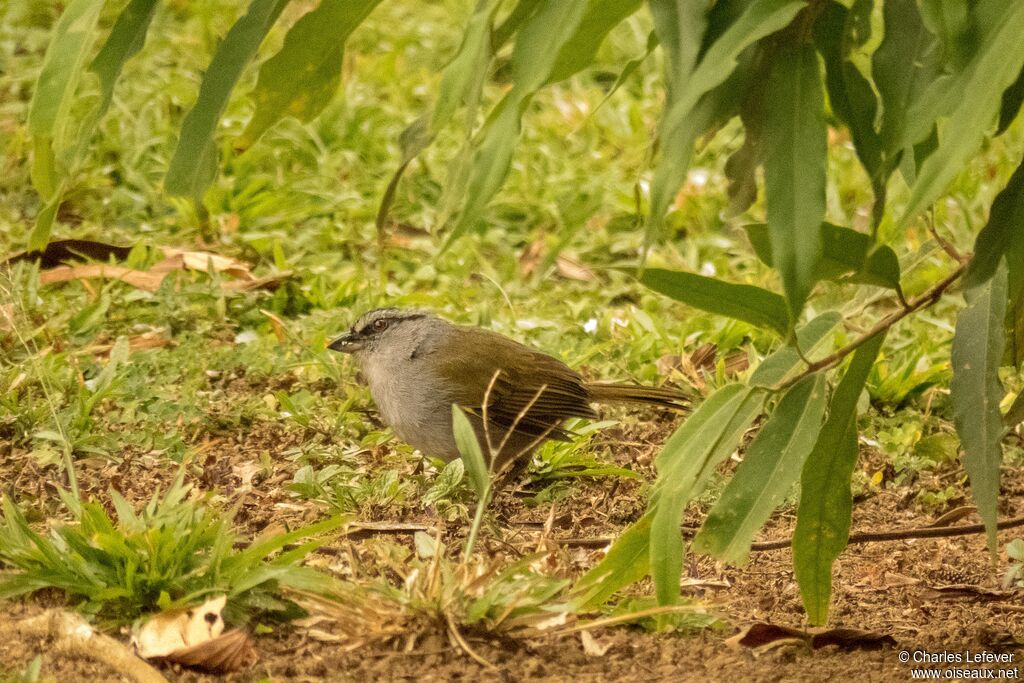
[328,331,362,353]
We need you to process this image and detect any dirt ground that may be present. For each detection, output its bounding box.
[1,412,1022,682]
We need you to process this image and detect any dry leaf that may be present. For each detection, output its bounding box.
[259,308,288,343]
[726,623,894,651]
[39,264,166,291]
[155,248,252,279]
[134,595,226,658]
[928,506,977,527]
[580,630,612,657]
[518,239,545,277]
[555,255,597,282]
[0,304,14,332]
[161,629,258,673]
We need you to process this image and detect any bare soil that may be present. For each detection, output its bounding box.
[1,411,1022,682]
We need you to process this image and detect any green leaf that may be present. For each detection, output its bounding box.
[899,1,1024,227]
[639,268,790,336]
[238,0,384,148]
[693,373,827,564]
[546,0,643,84]
[570,512,652,608]
[749,312,843,387]
[165,0,290,201]
[744,223,902,292]
[88,0,159,136]
[813,1,881,179]
[445,0,588,243]
[377,0,499,231]
[792,331,886,625]
[27,0,104,142]
[997,67,1024,136]
[650,384,764,604]
[648,0,708,98]
[763,42,827,324]
[647,0,806,242]
[951,263,1008,555]
[963,159,1024,292]
[871,0,942,157]
[920,0,972,69]
[452,405,489,499]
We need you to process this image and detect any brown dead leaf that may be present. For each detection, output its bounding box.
[78,331,171,356]
[160,629,258,673]
[155,247,252,279]
[259,308,288,343]
[726,623,894,651]
[134,595,226,659]
[0,303,14,332]
[518,238,545,277]
[39,264,166,290]
[928,505,977,527]
[923,584,1015,600]
[555,255,597,282]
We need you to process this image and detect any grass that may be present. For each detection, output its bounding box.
[1,0,1023,650]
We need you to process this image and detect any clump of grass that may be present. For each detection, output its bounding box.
[0,475,342,626]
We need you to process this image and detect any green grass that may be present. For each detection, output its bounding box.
[1,0,1023,635]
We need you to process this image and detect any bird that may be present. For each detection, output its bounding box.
[328,308,688,473]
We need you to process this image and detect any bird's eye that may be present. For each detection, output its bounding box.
[372,319,389,332]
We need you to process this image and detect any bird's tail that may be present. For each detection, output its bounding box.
[586,382,689,411]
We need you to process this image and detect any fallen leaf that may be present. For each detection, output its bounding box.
[39,264,166,290]
[155,247,252,280]
[518,238,545,277]
[133,595,227,658]
[726,623,895,651]
[160,629,258,673]
[259,309,288,343]
[555,255,597,282]
[580,630,611,657]
[0,304,14,332]
[928,506,977,527]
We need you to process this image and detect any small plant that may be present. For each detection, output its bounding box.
[0,475,342,626]
[1003,539,1024,589]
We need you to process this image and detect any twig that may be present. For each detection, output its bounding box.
[0,610,167,683]
[926,209,968,264]
[553,513,1024,551]
[775,262,968,392]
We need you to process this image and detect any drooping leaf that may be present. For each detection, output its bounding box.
[813,1,881,180]
[648,0,708,98]
[900,1,1024,226]
[871,0,942,159]
[963,159,1024,291]
[748,312,843,388]
[639,268,790,336]
[238,0,384,148]
[650,384,764,604]
[763,42,827,325]
[792,331,886,625]
[444,0,588,243]
[951,263,1008,555]
[647,0,806,243]
[546,0,643,84]
[919,0,973,69]
[744,223,902,292]
[26,0,105,249]
[571,512,652,608]
[165,0,291,201]
[693,373,827,564]
[452,405,489,499]
[997,67,1024,136]
[27,0,105,144]
[377,0,500,231]
[88,0,159,134]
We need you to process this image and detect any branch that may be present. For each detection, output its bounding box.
[555,512,1024,551]
[775,262,968,391]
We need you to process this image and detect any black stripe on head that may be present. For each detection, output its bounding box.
[352,308,431,335]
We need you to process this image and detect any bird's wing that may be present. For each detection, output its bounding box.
[435,327,597,440]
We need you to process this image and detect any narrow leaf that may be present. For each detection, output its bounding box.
[165,0,290,200]
[899,1,1024,226]
[571,512,652,608]
[963,159,1024,291]
[445,0,588,243]
[997,67,1024,136]
[239,0,384,148]
[452,405,489,498]
[546,0,643,84]
[792,331,886,625]
[89,0,159,128]
[763,42,827,324]
[650,384,764,604]
[951,263,1008,555]
[749,311,842,388]
[919,0,972,69]
[639,268,789,336]
[744,223,902,292]
[871,0,942,157]
[693,373,827,564]
[647,0,806,242]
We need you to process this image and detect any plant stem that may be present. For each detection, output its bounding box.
[463,483,492,558]
[774,261,968,391]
